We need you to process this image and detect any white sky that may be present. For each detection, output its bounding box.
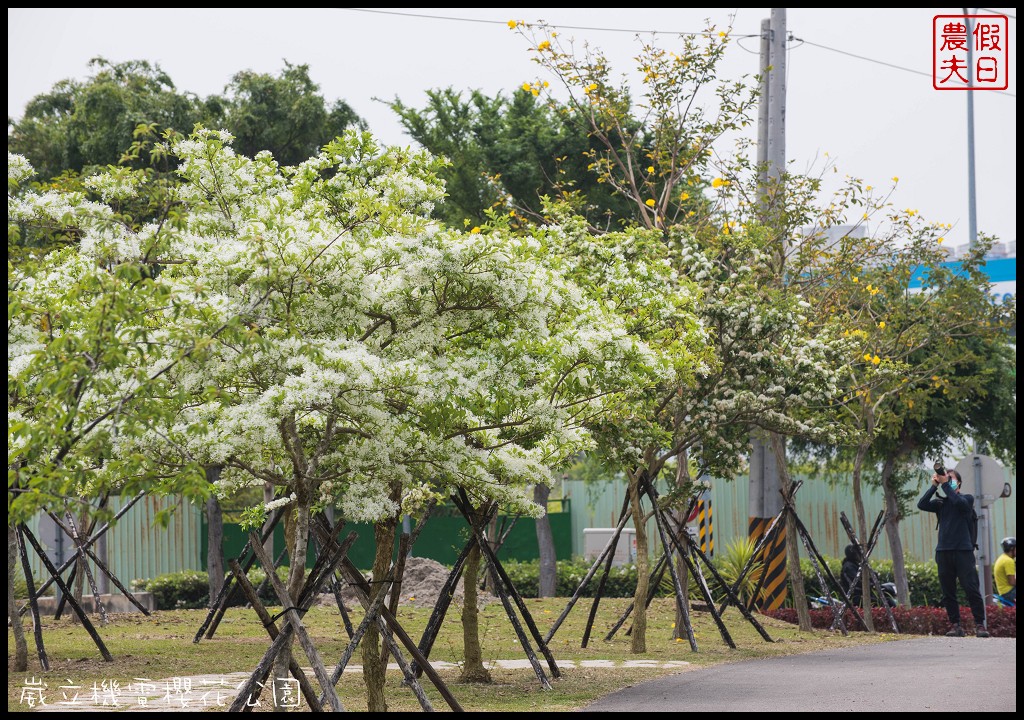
[7,7,1017,252]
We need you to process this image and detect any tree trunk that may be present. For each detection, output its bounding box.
[534,484,557,598]
[770,433,812,631]
[361,513,396,712]
[851,444,876,632]
[8,524,28,671]
[206,466,225,606]
[262,482,276,559]
[459,543,492,683]
[272,495,312,711]
[628,472,649,654]
[673,452,689,639]
[881,456,910,606]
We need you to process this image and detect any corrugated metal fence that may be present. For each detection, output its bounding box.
[564,470,1016,563]
[23,494,202,593]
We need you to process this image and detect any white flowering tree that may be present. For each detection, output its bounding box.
[495,19,855,650]
[8,150,234,669]
[94,129,658,709]
[529,207,848,651]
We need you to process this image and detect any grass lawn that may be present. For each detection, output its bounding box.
[8,597,904,712]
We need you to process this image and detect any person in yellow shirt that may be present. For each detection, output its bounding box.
[993,537,1016,604]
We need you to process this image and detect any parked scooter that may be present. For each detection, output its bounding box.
[810,582,897,610]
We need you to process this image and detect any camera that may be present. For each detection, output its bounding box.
[933,461,946,476]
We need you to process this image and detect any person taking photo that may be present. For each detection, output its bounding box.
[917,465,989,637]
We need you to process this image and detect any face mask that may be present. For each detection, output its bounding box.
[949,479,958,491]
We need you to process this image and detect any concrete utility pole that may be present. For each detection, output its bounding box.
[747,9,788,611]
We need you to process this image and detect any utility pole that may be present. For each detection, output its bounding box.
[964,7,978,249]
[748,8,789,612]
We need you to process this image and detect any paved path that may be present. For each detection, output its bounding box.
[581,636,1017,712]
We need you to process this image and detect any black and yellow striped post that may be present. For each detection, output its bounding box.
[748,434,788,611]
[747,515,788,611]
[697,493,714,556]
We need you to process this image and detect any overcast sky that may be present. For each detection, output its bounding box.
[8,8,1017,252]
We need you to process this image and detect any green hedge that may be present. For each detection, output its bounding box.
[505,555,948,607]
[135,555,955,609]
[133,566,291,610]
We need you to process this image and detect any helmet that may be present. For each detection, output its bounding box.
[1001,537,1016,553]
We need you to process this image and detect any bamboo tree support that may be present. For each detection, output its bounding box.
[580,492,632,648]
[786,502,866,632]
[320,556,434,711]
[19,524,113,662]
[53,521,151,615]
[641,477,699,652]
[194,505,286,643]
[606,552,669,641]
[16,526,49,671]
[839,511,899,633]
[228,559,325,713]
[659,505,774,643]
[410,521,484,679]
[715,506,787,617]
[338,556,463,712]
[23,489,147,613]
[454,489,560,683]
[612,495,698,640]
[59,509,108,625]
[310,513,462,712]
[252,546,288,604]
[227,536,349,714]
[248,532,347,712]
[545,493,632,645]
[389,533,412,617]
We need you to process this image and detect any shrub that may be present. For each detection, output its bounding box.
[132,566,291,610]
[765,604,1015,637]
[504,557,653,599]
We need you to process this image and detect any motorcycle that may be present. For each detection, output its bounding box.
[810,581,898,610]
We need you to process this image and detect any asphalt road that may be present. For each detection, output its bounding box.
[581,636,1017,712]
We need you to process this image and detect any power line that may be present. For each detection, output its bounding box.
[796,37,1016,98]
[340,7,753,36]
[341,9,1016,99]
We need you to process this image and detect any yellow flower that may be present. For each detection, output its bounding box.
[687,210,696,217]
[937,237,945,244]
[645,198,656,207]
[852,276,859,283]
[863,353,873,362]
[522,82,532,92]
[531,89,539,96]
[538,40,551,51]
[471,226,481,234]
[892,176,899,182]
[872,355,881,365]
[878,321,886,329]
[543,81,549,87]
[719,31,727,37]
[647,166,655,173]
[865,185,873,191]
[507,20,518,28]
[711,177,726,188]
[680,192,690,201]
[586,83,598,92]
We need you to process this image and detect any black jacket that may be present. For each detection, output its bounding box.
[917,481,976,552]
